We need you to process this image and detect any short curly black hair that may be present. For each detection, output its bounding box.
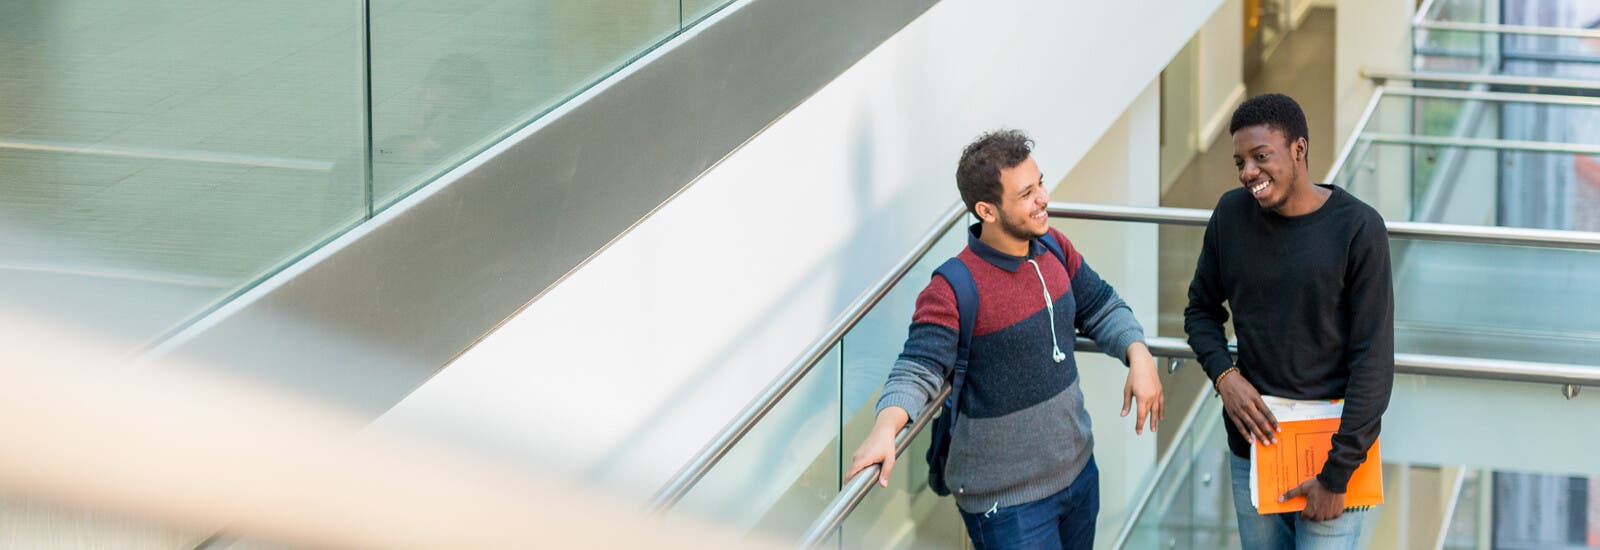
[1229,93,1309,163]
[956,129,1033,216]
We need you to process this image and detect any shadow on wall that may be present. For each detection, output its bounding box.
[582,106,966,532]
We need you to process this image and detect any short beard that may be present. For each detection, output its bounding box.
[998,210,1046,242]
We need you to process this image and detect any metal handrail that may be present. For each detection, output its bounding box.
[1087,335,1598,386]
[1416,45,1600,65]
[647,203,968,511]
[1046,202,1600,250]
[1363,69,1600,93]
[1360,133,1600,156]
[1382,86,1600,107]
[1324,86,1386,184]
[797,336,1198,549]
[796,383,953,548]
[798,333,1600,548]
[1411,0,1440,27]
[1413,21,1600,40]
[658,201,1600,514]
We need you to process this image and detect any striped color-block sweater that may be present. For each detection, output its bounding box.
[876,224,1146,513]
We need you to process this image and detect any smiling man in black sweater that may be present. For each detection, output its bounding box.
[1184,93,1394,548]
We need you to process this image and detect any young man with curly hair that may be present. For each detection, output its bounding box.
[848,129,1165,549]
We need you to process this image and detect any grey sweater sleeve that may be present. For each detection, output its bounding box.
[874,276,961,422]
[875,359,947,422]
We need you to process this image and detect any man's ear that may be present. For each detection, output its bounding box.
[974,202,997,224]
[1296,137,1308,163]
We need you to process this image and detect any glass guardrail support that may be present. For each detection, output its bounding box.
[1166,358,1184,374]
[1563,384,1581,400]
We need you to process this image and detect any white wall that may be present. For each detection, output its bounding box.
[1197,0,1247,146]
[1050,77,1162,547]
[368,0,1224,514]
[1334,0,1413,151]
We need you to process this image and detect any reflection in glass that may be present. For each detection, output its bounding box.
[0,492,207,549]
[835,220,969,548]
[682,0,736,24]
[0,1,366,347]
[1120,395,1236,549]
[0,0,726,358]
[671,346,843,541]
[1392,238,1600,365]
[1340,92,1600,230]
[368,0,680,208]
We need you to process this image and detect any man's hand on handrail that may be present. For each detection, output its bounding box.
[1122,342,1165,434]
[846,407,908,488]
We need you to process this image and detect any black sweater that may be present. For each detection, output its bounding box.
[1184,184,1394,493]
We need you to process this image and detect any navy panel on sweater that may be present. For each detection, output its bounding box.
[875,224,1147,512]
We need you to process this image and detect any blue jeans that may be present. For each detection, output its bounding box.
[1228,454,1374,549]
[959,457,1099,550]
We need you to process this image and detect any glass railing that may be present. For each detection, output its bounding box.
[1392,237,1600,366]
[1096,205,1600,369]
[0,0,736,351]
[1357,90,1600,140]
[1338,140,1600,228]
[1413,0,1495,74]
[1436,465,1600,549]
[0,493,210,549]
[1120,370,1600,550]
[663,212,970,545]
[1116,393,1234,549]
[1331,87,1600,231]
[1412,0,1600,79]
[660,203,1598,548]
[662,212,1182,548]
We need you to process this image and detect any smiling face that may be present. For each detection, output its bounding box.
[982,156,1051,242]
[1232,123,1308,213]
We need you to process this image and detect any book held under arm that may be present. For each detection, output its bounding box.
[1249,396,1383,515]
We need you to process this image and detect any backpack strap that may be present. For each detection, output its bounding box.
[932,258,978,417]
[1038,231,1070,272]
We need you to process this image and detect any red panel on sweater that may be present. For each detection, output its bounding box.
[968,228,1083,337]
[910,275,959,330]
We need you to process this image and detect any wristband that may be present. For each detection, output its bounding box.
[1214,367,1239,391]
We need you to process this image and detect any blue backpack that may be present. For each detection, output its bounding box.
[924,232,1069,496]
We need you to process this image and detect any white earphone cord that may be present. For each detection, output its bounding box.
[1027,259,1067,363]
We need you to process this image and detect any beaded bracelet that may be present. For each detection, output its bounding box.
[1214,367,1240,391]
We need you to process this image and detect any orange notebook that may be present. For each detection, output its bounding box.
[1250,397,1384,515]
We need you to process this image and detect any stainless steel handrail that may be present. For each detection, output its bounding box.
[1047,202,1600,250]
[1381,86,1600,107]
[1413,21,1600,40]
[648,203,968,511]
[798,333,1600,548]
[1363,69,1600,93]
[1324,87,1386,185]
[1395,353,1600,386]
[796,383,953,548]
[659,201,1600,515]
[1360,133,1600,156]
[1411,0,1441,27]
[796,336,1200,549]
[1106,335,1599,386]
